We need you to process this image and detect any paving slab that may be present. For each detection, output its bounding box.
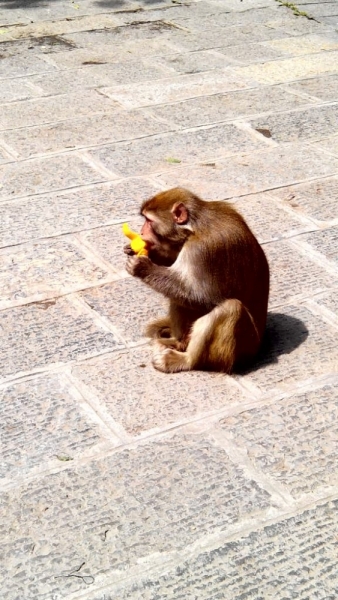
[296,226,338,267]
[285,73,338,102]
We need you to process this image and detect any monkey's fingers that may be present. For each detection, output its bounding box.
[123,244,135,256]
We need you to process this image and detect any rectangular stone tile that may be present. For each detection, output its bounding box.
[314,291,338,318]
[217,41,286,64]
[103,501,338,600]
[65,20,184,47]
[0,153,108,201]
[0,297,121,381]
[235,51,338,84]
[264,33,338,56]
[0,90,120,130]
[233,193,315,244]
[175,6,290,30]
[265,240,335,306]
[313,134,338,157]
[0,179,158,247]
[0,79,42,103]
[79,278,167,344]
[72,348,246,436]
[269,177,338,225]
[102,70,252,108]
[3,110,165,158]
[90,124,267,178]
[303,2,338,17]
[0,237,114,310]
[250,104,338,144]
[296,227,338,267]
[47,39,179,69]
[24,67,125,96]
[239,305,338,393]
[0,434,271,599]
[285,74,338,102]
[0,55,57,78]
[2,13,120,40]
[148,86,313,129]
[152,50,235,75]
[154,145,338,199]
[266,16,333,36]
[0,374,111,481]
[220,383,338,498]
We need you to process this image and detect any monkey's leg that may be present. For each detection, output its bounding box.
[145,317,171,339]
[152,299,260,374]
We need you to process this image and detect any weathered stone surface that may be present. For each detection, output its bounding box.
[79,278,167,344]
[313,134,338,157]
[298,227,338,266]
[154,146,338,199]
[152,49,234,74]
[265,240,335,305]
[0,55,56,78]
[0,434,271,599]
[0,79,42,103]
[79,219,144,271]
[0,238,113,310]
[286,74,338,101]
[220,383,338,498]
[94,500,338,600]
[238,306,338,393]
[233,193,315,243]
[3,110,165,158]
[315,291,338,317]
[0,374,110,481]
[264,33,338,56]
[90,124,267,178]
[0,90,120,129]
[0,179,158,247]
[269,177,338,225]
[0,153,107,201]
[102,70,252,108]
[71,348,245,436]
[250,104,338,143]
[0,297,121,381]
[235,51,338,84]
[217,41,286,64]
[148,86,310,129]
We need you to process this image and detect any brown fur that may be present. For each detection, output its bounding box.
[126,188,269,373]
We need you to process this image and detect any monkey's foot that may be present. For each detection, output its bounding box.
[152,341,190,373]
[145,317,171,339]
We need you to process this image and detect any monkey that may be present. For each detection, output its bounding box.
[124,187,269,374]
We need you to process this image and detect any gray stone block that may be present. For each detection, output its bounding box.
[218,41,286,64]
[71,348,245,436]
[233,193,315,244]
[0,153,107,201]
[3,110,165,159]
[0,434,271,599]
[220,383,338,498]
[313,134,338,158]
[148,86,312,129]
[93,500,338,600]
[0,55,57,78]
[0,297,121,381]
[285,74,338,102]
[298,227,338,266]
[264,33,338,57]
[0,237,112,310]
[315,291,338,317]
[154,145,338,199]
[0,374,108,481]
[238,305,338,393]
[79,277,167,344]
[0,79,42,103]
[90,123,266,178]
[265,240,335,305]
[152,49,234,75]
[0,90,120,130]
[235,51,338,84]
[250,104,338,143]
[0,179,158,247]
[102,70,251,109]
[270,177,338,225]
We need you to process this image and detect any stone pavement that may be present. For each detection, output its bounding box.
[1,0,338,597]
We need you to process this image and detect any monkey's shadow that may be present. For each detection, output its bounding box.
[236,312,309,375]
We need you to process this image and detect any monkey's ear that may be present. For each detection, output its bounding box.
[172,202,189,224]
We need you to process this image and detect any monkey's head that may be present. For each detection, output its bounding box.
[140,188,198,266]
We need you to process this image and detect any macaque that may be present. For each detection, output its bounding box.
[125,188,269,374]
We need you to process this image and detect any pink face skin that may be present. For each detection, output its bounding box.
[140,217,156,248]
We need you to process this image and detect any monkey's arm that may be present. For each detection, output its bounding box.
[126,255,197,306]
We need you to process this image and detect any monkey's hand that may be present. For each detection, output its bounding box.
[123,243,136,256]
[126,255,152,279]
